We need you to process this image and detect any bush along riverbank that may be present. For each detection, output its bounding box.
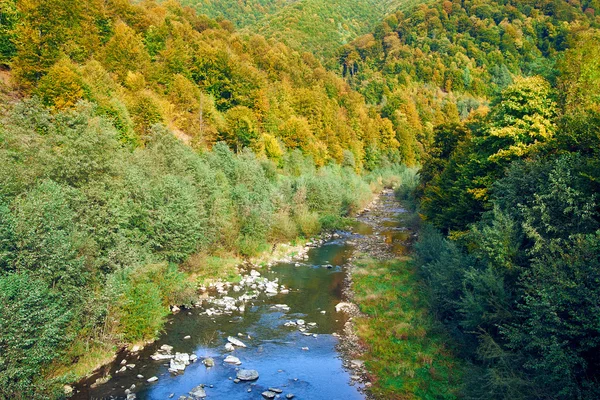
[0,100,413,399]
[342,186,463,399]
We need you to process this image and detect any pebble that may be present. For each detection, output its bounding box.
[147,376,158,383]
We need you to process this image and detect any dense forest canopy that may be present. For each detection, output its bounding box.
[0,0,406,170]
[177,0,426,60]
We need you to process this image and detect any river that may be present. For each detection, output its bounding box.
[75,190,408,400]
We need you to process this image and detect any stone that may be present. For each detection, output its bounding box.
[225,343,235,352]
[126,364,136,369]
[320,310,326,314]
[116,366,126,373]
[190,354,198,362]
[189,385,207,399]
[170,353,190,371]
[184,335,191,340]
[120,359,127,365]
[268,387,283,393]
[150,352,174,361]
[236,369,259,381]
[261,391,276,399]
[233,379,240,384]
[250,270,261,277]
[301,347,309,351]
[63,385,73,395]
[296,319,305,326]
[202,357,215,367]
[286,394,295,399]
[136,374,144,379]
[335,302,356,313]
[147,376,158,383]
[172,305,180,313]
[160,344,174,352]
[224,355,242,365]
[227,336,247,347]
[131,345,141,352]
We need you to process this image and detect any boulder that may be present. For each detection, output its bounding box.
[224,355,241,365]
[236,369,259,381]
[227,336,247,347]
[189,385,207,399]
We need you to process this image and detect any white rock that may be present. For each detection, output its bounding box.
[225,343,235,352]
[224,355,242,365]
[147,376,158,383]
[227,336,247,347]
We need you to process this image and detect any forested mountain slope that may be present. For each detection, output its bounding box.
[177,0,297,27]
[0,0,404,169]
[178,0,426,59]
[0,0,413,397]
[338,0,600,163]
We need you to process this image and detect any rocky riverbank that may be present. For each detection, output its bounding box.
[336,188,416,398]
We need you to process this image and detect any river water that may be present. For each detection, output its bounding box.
[75,191,407,400]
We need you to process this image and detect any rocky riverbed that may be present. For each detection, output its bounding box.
[73,189,409,400]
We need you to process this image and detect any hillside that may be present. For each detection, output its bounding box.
[177,0,296,27]
[0,0,411,397]
[179,0,427,60]
[336,0,600,163]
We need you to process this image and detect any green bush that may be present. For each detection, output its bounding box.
[0,273,72,399]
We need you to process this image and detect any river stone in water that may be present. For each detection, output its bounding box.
[189,385,206,399]
[237,369,259,381]
[224,355,241,365]
[202,357,215,367]
[262,391,276,399]
[227,336,247,347]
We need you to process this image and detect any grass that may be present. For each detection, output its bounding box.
[184,254,242,286]
[352,255,463,399]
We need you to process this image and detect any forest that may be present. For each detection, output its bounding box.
[0,0,599,398]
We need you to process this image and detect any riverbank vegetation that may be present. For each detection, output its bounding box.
[353,256,463,399]
[415,30,600,400]
[0,98,408,398]
[0,1,420,396]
